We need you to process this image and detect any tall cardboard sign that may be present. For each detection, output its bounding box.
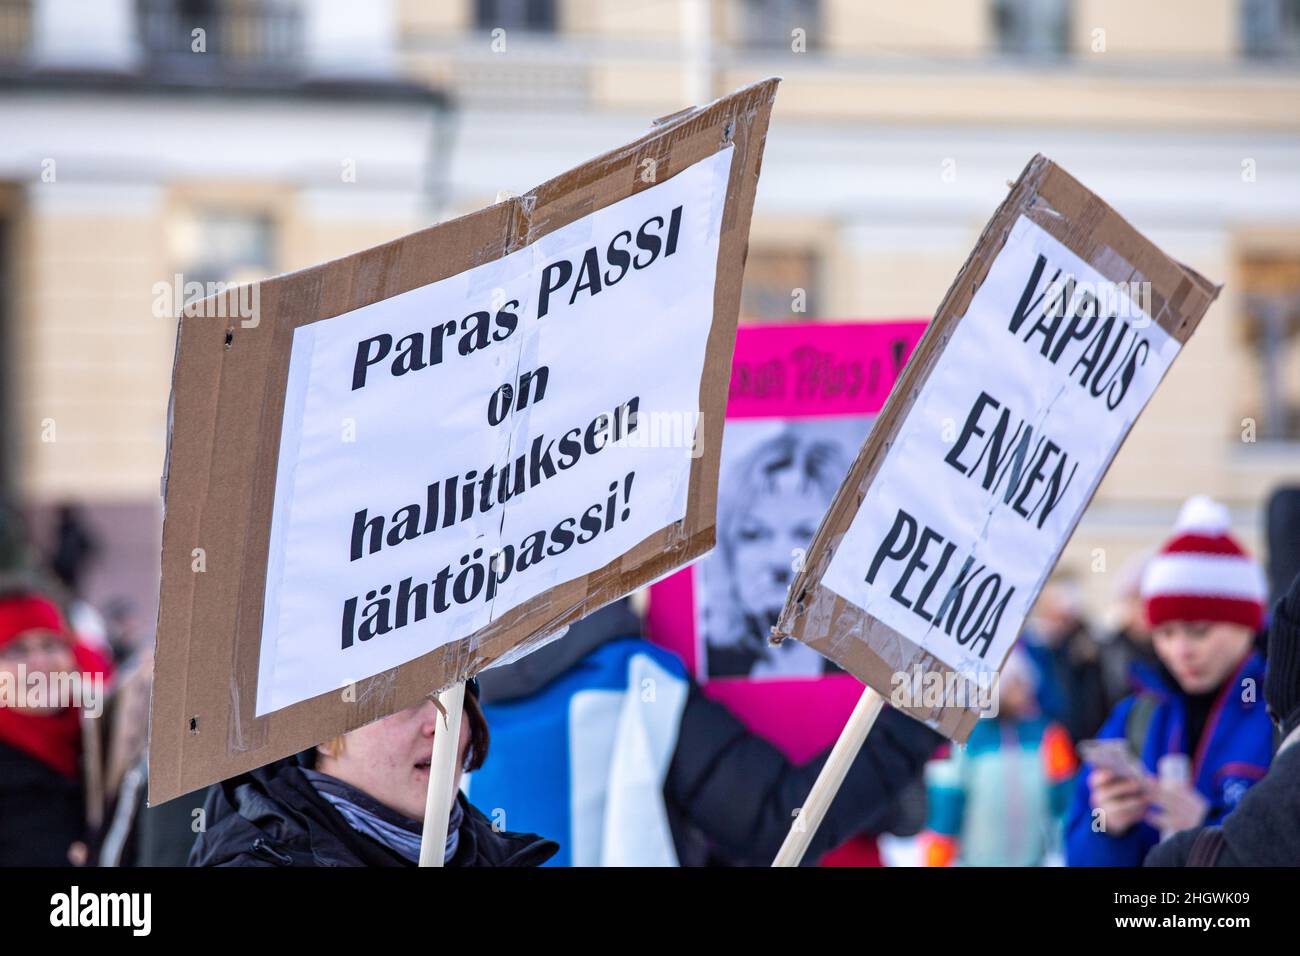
[773,155,1219,744]
[149,79,779,805]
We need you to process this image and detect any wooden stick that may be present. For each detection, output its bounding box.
[81,706,104,833]
[418,183,516,869]
[418,681,466,867]
[772,685,885,867]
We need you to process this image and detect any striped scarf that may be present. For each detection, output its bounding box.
[303,769,462,864]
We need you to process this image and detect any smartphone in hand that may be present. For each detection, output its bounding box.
[1077,738,1151,782]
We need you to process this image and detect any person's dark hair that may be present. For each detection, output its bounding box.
[462,691,490,772]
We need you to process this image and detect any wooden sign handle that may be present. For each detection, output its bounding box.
[418,186,517,869]
[772,685,885,867]
[418,681,466,867]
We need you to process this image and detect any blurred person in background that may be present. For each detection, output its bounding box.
[1266,487,1300,608]
[43,503,111,662]
[102,596,142,665]
[1145,488,1300,866]
[0,501,30,577]
[1022,576,1108,742]
[1095,550,1159,713]
[0,591,111,866]
[48,503,97,598]
[1146,569,1300,866]
[469,600,941,866]
[918,647,1078,867]
[1065,496,1273,866]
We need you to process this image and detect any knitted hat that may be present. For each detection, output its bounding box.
[0,593,72,651]
[1140,496,1267,631]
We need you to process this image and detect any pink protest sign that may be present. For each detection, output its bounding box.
[646,320,926,762]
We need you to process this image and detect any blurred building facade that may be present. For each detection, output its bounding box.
[0,0,1297,637]
[0,0,444,631]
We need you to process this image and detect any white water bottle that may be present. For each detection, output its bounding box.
[1155,753,1191,841]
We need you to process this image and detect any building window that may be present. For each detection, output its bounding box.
[739,0,820,50]
[1242,0,1300,58]
[992,0,1071,58]
[741,249,819,322]
[475,0,557,33]
[1240,253,1300,442]
[172,209,275,303]
[137,0,304,75]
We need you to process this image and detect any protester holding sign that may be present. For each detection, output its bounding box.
[632,321,930,865]
[763,157,1221,866]
[469,601,940,866]
[1064,497,1273,866]
[148,81,781,828]
[467,323,939,867]
[189,679,557,867]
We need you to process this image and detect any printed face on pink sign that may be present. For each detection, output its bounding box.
[699,417,867,680]
[646,320,926,760]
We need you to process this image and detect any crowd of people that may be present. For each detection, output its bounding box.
[0,488,1297,867]
[919,492,1298,867]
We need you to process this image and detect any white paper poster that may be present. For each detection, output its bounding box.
[822,214,1181,678]
[256,147,734,716]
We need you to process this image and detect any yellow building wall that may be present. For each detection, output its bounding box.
[398,0,472,33]
[1072,0,1236,59]
[723,66,1300,130]
[12,190,418,504]
[564,0,688,38]
[821,0,988,55]
[14,209,170,501]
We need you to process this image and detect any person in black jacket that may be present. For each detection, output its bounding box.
[0,592,110,867]
[0,740,86,866]
[189,679,556,867]
[1145,570,1300,867]
[472,601,942,866]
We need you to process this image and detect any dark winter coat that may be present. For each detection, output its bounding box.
[0,741,85,866]
[188,756,556,867]
[1145,730,1300,866]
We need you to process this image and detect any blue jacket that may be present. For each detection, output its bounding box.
[469,636,691,866]
[1064,650,1272,866]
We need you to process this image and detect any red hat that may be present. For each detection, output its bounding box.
[0,594,72,651]
[0,594,102,780]
[1141,496,1267,631]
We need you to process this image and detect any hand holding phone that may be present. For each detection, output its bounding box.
[1077,738,1150,782]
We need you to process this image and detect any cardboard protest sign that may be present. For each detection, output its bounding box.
[646,320,926,761]
[773,155,1219,745]
[149,78,779,805]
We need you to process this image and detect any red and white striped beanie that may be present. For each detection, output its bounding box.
[1140,496,1267,631]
